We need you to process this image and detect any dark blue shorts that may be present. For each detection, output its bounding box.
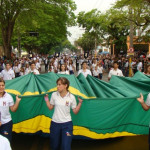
[50,121,73,150]
[0,120,13,142]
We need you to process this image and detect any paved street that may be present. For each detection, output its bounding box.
[11,133,149,150]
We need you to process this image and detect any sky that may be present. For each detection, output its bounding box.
[68,0,117,44]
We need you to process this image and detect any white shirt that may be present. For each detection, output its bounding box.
[93,69,99,76]
[0,92,14,124]
[0,135,12,150]
[137,62,142,71]
[29,69,39,75]
[13,66,20,73]
[20,72,24,76]
[36,63,41,70]
[68,65,74,71]
[50,92,77,123]
[58,71,69,75]
[98,66,103,74]
[108,68,123,78]
[92,63,97,70]
[124,62,129,68]
[25,68,30,75]
[78,69,92,78]
[1,69,15,80]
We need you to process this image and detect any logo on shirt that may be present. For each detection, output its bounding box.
[3,101,6,106]
[66,101,69,106]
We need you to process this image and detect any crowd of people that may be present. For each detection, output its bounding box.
[0,53,150,81]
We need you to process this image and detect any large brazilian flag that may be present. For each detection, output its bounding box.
[5,72,150,139]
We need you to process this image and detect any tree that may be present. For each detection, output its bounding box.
[77,9,130,55]
[0,0,76,58]
[114,0,150,42]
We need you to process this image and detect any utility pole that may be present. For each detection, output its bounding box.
[129,7,134,77]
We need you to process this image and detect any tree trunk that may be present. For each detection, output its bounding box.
[1,22,15,59]
[18,34,21,57]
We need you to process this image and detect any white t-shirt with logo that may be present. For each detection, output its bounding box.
[50,92,77,123]
[108,68,123,78]
[1,69,15,80]
[0,92,14,124]
[0,135,12,150]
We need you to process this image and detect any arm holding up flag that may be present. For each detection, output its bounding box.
[44,94,54,110]
[10,95,21,112]
[137,93,150,111]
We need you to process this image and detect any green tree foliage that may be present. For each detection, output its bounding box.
[114,0,150,42]
[0,0,76,58]
[77,9,130,55]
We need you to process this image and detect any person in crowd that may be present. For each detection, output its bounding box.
[35,59,41,73]
[58,64,69,75]
[124,59,129,77]
[137,59,143,72]
[92,65,99,78]
[68,59,75,75]
[1,62,15,81]
[19,67,25,76]
[144,65,150,76]
[78,62,92,78]
[25,63,30,75]
[98,63,104,80]
[91,59,97,72]
[44,77,83,150]
[48,62,56,73]
[0,79,21,142]
[44,57,49,72]
[13,62,20,78]
[29,62,40,75]
[108,61,124,81]
[131,58,137,75]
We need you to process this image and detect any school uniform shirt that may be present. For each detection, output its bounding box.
[29,69,39,75]
[13,66,20,73]
[98,66,103,74]
[68,65,74,71]
[78,69,92,78]
[1,69,15,80]
[19,72,24,76]
[93,69,99,76]
[108,68,123,78]
[58,71,69,75]
[137,62,142,71]
[25,68,30,75]
[50,92,77,123]
[0,92,14,124]
[36,62,41,70]
[92,63,97,70]
[0,135,12,150]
